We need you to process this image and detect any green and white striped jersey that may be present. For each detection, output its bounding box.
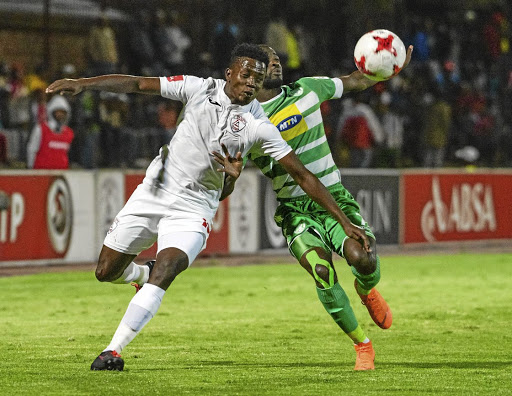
[250,77,344,200]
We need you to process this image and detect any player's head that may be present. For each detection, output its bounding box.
[258,45,283,89]
[225,43,268,105]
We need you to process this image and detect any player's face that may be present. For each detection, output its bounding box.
[261,46,283,89]
[225,57,266,105]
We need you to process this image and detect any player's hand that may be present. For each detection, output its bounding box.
[343,222,371,252]
[211,144,243,179]
[46,79,83,96]
[403,45,414,69]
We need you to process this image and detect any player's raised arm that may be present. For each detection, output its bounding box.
[46,75,161,96]
[277,150,371,252]
[340,45,413,93]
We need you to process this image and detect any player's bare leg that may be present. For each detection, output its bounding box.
[91,246,191,371]
[95,245,137,282]
[95,245,153,287]
[344,238,392,329]
[146,247,189,290]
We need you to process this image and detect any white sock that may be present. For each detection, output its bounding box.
[112,262,149,284]
[104,283,166,353]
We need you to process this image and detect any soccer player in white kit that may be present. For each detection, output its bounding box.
[46,43,370,371]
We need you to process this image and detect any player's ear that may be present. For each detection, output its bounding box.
[225,68,232,82]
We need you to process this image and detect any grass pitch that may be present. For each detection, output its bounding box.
[1,253,511,395]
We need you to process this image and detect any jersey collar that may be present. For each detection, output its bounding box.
[258,88,285,105]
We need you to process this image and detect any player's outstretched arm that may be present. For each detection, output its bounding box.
[278,151,371,252]
[340,45,414,92]
[211,144,243,201]
[46,75,161,96]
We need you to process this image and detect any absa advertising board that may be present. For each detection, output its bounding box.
[402,172,512,243]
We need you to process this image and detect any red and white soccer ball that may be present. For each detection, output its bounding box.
[354,29,406,81]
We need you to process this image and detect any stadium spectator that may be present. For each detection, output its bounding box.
[375,91,406,168]
[46,43,370,372]
[468,99,497,167]
[97,92,129,167]
[292,23,315,76]
[483,9,510,65]
[87,15,119,75]
[209,12,241,76]
[128,10,160,75]
[7,63,30,130]
[76,90,100,169]
[409,17,431,64]
[29,88,47,126]
[265,16,290,72]
[251,44,412,370]
[284,21,302,82]
[153,9,192,75]
[25,63,49,126]
[26,95,74,169]
[336,93,384,168]
[422,89,452,168]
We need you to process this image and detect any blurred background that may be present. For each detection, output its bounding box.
[0,0,511,170]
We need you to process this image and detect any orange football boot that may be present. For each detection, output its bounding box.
[354,341,375,370]
[354,279,393,329]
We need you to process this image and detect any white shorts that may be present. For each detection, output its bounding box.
[104,184,211,265]
[157,231,204,264]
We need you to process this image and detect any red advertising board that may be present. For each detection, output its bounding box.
[123,173,229,259]
[402,172,512,243]
[0,175,73,260]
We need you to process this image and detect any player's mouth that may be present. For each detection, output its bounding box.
[270,69,282,77]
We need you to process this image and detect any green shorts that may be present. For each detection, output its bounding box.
[275,185,375,260]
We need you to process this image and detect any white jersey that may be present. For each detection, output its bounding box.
[141,75,292,219]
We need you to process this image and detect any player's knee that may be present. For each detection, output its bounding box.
[95,259,115,282]
[344,240,376,275]
[313,263,331,285]
[95,246,133,282]
[300,248,337,288]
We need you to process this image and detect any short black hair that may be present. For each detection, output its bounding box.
[229,43,269,67]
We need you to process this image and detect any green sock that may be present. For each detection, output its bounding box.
[352,255,381,295]
[347,326,367,344]
[317,282,366,343]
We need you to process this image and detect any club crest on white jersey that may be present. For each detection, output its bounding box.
[230,115,247,132]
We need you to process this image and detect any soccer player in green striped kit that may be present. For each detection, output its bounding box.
[251,44,413,370]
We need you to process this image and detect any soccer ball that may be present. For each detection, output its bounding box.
[354,29,406,81]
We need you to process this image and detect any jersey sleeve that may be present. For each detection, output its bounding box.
[299,77,343,101]
[251,120,292,161]
[250,100,267,120]
[159,75,204,103]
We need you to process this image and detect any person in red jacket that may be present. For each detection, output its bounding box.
[27,95,74,169]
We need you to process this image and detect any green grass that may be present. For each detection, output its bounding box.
[1,254,511,395]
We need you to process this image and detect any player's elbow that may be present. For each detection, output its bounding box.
[137,77,160,94]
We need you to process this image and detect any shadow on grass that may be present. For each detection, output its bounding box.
[167,360,512,370]
[380,361,512,369]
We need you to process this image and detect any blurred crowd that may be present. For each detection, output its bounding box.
[0,4,511,169]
